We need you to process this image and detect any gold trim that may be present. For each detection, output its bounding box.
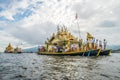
[108,49,112,56]
[38,51,85,55]
[96,49,101,56]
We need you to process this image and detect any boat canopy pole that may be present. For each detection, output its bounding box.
[76,13,81,40]
[77,20,81,40]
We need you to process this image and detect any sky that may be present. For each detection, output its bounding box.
[0,0,120,51]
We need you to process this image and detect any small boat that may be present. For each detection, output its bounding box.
[4,43,22,53]
[38,49,101,56]
[99,49,112,56]
[14,47,22,53]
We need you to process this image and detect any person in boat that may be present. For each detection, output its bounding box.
[82,41,87,51]
[64,47,70,52]
[78,39,83,50]
[86,39,89,50]
[70,44,75,51]
[99,40,102,49]
[38,46,45,52]
[70,44,78,52]
[92,38,95,49]
[64,41,71,52]
[86,39,91,50]
[95,39,98,49]
[48,45,52,52]
[90,38,93,50]
[52,46,57,52]
[52,43,58,52]
[57,46,63,52]
[103,39,107,50]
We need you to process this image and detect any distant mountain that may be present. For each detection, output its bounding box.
[107,45,120,50]
[112,49,120,53]
[23,46,38,53]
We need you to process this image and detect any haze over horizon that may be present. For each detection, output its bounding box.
[0,0,120,51]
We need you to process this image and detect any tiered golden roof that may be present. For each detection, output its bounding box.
[5,43,14,53]
[45,26,78,46]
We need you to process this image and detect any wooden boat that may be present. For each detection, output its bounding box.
[99,49,112,56]
[38,49,101,56]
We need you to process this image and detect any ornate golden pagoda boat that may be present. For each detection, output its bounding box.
[4,43,22,53]
[38,12,112,56]
[4,43,14,53]
[38,26,102,56]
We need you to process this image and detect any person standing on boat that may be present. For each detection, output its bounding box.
[78,39,83,50]
[99,40,102,49]
[95,39,98,49]
[52,43,58,52]
[89,39,92,50]
[86,39,90,50]
[82,41,87,51]
[103,39,107,50]
[92,38,95,49]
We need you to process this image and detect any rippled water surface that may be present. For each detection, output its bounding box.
[0,53,120,80]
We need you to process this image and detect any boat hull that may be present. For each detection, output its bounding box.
[4,51,14,53]
[4,51,22,54]
[99,49,112,56]
[38,49,101,56]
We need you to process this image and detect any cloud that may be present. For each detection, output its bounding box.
[5,21,56,45]
[99,20,117,28]
[72,1,97,19]
[0,0,35,20]
[0,31,19,51]
[0,0,120,52]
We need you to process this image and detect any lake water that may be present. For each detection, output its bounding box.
[0,53,120,80]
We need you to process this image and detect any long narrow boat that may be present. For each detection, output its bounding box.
[38,26,111,57]
[38,49,101,56]
[99,49,112,56]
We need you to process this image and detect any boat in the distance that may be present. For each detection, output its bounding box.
[4,43,14,53]
[4,43,22,53]
[14,46,22,53]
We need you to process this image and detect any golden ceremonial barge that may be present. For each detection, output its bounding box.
[4,43,22,53]
[38,26,112,56]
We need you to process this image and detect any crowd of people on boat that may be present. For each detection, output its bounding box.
[38,39,107,52]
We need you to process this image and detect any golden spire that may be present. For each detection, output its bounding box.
[8,43,13,49]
